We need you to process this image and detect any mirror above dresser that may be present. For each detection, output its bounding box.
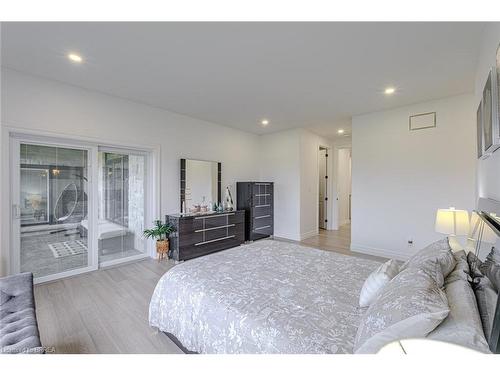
[180,158,221,214]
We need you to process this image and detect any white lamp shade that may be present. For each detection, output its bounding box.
[435,208,470,236]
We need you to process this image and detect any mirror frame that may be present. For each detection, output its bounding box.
[180,158,221,212]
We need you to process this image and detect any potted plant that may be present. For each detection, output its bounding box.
[143,220,176,260]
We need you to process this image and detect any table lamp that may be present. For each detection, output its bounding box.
[435,207,470,251]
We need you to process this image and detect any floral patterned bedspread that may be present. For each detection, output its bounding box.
[149,239,381,353]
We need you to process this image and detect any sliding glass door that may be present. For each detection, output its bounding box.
[11,140,95,281]
[97,149,147,265]
[10,134,151,282]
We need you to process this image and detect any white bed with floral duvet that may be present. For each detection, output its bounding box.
[150,233,496,354]
[149,240,381,354]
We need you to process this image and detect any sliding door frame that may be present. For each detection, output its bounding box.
[2,126,161,283]
[97,145,151,268]
[9,134,98,283]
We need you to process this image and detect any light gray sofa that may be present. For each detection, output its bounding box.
[0,272,44,354]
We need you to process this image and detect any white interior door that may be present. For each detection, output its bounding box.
[10,136,98,283]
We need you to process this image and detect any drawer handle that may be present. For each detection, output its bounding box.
[195,224,235,233]
[194,212,235,220]
[255,204,271,208]
[254,215,271,219]
[255,194,271,197]
[195,235,236,246]
[254,225,271,230]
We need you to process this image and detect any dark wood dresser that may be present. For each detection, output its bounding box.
[237,182,274,241]
[166,210,245,261]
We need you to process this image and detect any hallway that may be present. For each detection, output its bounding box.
[301,223,351,255]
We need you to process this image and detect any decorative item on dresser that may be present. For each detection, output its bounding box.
[166,210,245,261]
[237,182,274,241]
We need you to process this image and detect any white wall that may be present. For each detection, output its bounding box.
[259,128,334,241]
[475,24,500,202]
[259,129,302,240]
[0,68,260,275]
[351,94,477,260]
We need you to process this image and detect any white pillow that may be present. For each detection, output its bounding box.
[359,259,400,307]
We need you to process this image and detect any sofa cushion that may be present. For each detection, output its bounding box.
[0,273,43,354]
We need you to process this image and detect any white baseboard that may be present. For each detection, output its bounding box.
[350,243,409,261]
[340,219,351,226]
[274,231,302,242]
[300,229,319,240]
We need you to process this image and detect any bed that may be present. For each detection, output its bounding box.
[150,201,500,354]
[149,240,381,354]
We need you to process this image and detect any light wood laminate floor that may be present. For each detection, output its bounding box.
[300,224,384,262]
[35,223,383,354]
[300,224,352,254]
[34,259,183,354]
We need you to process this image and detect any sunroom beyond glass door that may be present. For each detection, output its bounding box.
[18,143,90,279]
[97,150,146,264]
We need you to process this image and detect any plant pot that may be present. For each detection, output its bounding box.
[156,239,169,261]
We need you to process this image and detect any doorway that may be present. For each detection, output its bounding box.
[336,148,352,227]
[318,147,328,230]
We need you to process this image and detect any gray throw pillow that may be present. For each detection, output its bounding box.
[401,238,456,285]
[354,265,449,354]
[467,251,482,278]
[473,276,498,342]
[466,252,499,344]
[427,261,490,353]
[479,258,500,292]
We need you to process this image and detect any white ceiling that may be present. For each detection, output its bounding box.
[1,22,487,139]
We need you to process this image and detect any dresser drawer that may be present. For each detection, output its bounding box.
[192,212,242,231]
[177,231,204,247]
[252,192,273,207]
[176,218,196,234]
[253,204,273,218]
[253,214,273,229]
[228,211,245,224]
[252,224,273,237]
[180,223,245,260]
[198,225,234,243]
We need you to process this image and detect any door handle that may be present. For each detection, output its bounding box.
[12,204,21,219]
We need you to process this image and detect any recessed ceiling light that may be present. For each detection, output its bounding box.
[337,129,345,134]
[384,87,396,95]
[68,53,83,63]
[261,119,269,127]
